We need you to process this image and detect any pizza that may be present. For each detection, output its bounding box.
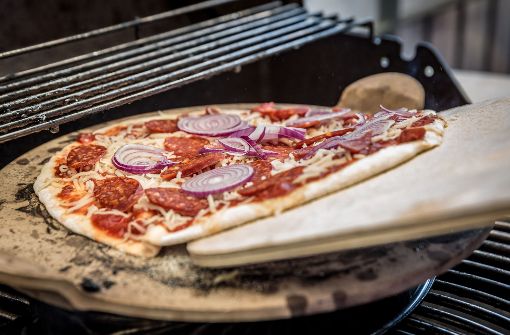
[34,103,446,257]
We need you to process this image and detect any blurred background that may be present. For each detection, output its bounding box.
[1,0,509,101]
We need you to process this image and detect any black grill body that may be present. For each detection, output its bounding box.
[0,1,507,334]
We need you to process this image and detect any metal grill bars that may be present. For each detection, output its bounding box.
[0,2,361,143]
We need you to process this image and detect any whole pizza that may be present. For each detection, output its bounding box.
[34,103,445,257]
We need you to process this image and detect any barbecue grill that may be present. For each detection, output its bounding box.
[0,1,508,334]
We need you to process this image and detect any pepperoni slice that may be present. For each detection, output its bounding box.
[67,144,107,172]
[292,146,317,160]
[338,131,373,153]
[145,188,208,217]
[399,127,426,143]
[145,119,178,133]
[411,115,435,127]
[164,136,209,158]
[93,177,142,211]
[262,144,294,161]
[238,166,304,198]
[250,160,273,183]
[77,133,95,144]
[161,153,223,180]
[91,214,130,238]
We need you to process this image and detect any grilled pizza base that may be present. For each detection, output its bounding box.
[34,106,445,257]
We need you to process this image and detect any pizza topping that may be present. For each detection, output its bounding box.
[228,124,306,143]
[286,109,352,128]
[250,160,273,183]
[182,164,254,197]
[295,127,355,148]
[238,166,304,198]
[375,105,418,122]
[352,118,394,136]
[94,177,142,211]
[145,188,208,216]
[161,153,224,180]
[305,108,332,117]
[261,144,294,161]
[112,144,175,174]
[67,144,107,172]
[91,213,131,238]
[252,102,310,121]
[164,136,209,158]
[145,119,178,133]
[411,115,435,127]
[398,127,426,143]
[294,130,372,159]
[217,137,250,156]
[177,114,248,136]
[77,133,96,144]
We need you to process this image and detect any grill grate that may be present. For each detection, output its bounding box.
[391,221,510,335]
[0,1,365,144]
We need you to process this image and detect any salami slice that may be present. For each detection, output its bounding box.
[67,144,106,172]
[145,187,208,217]
[262,144,294,161]
[399,127,426,143]
[337,131,372,153]
[250,160,273,183]
[411,115,435,127]
[238,166,304,198]
[77,132,95,144]
[93,177,142,211]
[161,153,223,180]
[91,214,131,238]
[145,119,178,133]
[164,136,209,158]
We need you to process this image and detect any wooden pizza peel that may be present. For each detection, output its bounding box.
[0,99,503,321]
[188,98,510,267]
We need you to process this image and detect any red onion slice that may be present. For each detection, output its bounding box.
[285,109,351,128]
[248,125,266,142]
[178,114,248,136]
[241,136,269,159]
[112,144,175,174]
[305,108,333,117]
[375,105,417,119]
[182,164,254,197]
[218,138,250,156]
[229,125,305,142]
[349,118,394,137]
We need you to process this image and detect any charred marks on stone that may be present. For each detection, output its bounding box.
[356,268,378,281]
[47,147,62,153]
[59,265,72,273]
[286,295,308,317]
[16,158,30,165]
[103,280,116,289]
[15,183,33,202]
[39,157,51,165]
[14,183,60,232]
[81,277,101,293]
[427,250,451,264]
[332,290,348,308]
